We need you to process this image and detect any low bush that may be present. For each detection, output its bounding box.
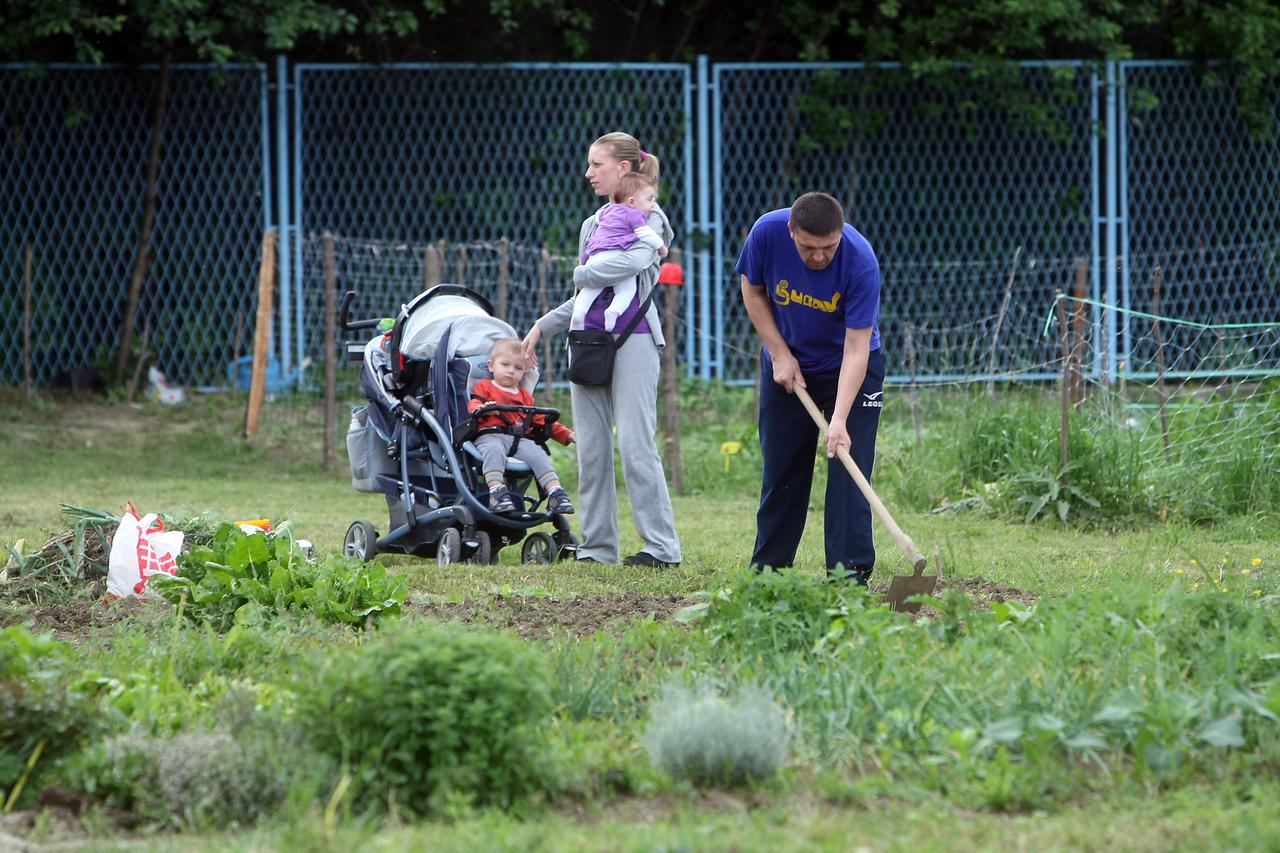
[85,715,333,830]
[643,681,789,787]
[0,626,105,807]
[299,621,557,814]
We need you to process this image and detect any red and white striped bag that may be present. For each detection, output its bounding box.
[106,502,184,598]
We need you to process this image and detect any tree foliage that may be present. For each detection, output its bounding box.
[1,0,1276,130]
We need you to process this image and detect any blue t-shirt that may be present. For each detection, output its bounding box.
[734,208,881,374]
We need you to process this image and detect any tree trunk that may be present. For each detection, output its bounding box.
[114,46,172,387]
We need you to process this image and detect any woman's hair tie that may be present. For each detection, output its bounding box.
[639,150,648,162]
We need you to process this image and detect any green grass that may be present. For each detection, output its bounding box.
[2,387,1279,850]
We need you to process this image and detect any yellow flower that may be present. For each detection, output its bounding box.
[1190,559,1198,566]
[1254,589,1263,598]
[1253,558,1263,566]
[1174,568,1185,575]
[1240,569,1251,575]
[1192,583,1200,590]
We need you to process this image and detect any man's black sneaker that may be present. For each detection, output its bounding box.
[489,488,518,513]
[623,551,679,569]
[547,488,575,514]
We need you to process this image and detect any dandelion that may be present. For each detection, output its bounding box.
[1254,589,1263,598]
[1192,583,1200,590]
[1253,558,1262,567]
[1190,559,1198,566]
[1240,569,1252,576]
[1174,568,1185,575]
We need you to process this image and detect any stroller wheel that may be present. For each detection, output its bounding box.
[437,527,463,567]
[521,532,556,565]
[468,530,495,565]
[344,521,379,561]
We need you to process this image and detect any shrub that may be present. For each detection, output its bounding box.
[643,681,789,787]
[88,716,333,830]
[0,626,104,806]
[299,621,556,814]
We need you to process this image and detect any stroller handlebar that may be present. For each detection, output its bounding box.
[340,290,383,331]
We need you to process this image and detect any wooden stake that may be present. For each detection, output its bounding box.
[425,242,441,288]
[1151,264,1171,461]
[497,237,509,322]
[539,244,553,399]
[126,321,151,404]
[437,239,447,282]
[1069,258,1088,405]
[1054,290,1071,472]
[244,231,277,441]
[457,244,468,283]
[23,241,33,398]
[904,321,921,447]
[323,232,339,471]
[661,248,684,494]
[985,245,1021,396]
[230,310,245,381]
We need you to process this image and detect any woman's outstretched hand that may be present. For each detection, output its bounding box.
[521,326,542,367]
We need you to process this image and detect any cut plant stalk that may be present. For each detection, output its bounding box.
[793,385,937,612]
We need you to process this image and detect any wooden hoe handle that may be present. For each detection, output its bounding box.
[793,385,928,574]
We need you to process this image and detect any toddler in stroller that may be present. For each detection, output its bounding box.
[342,285,578,566]
[469,337,576,514]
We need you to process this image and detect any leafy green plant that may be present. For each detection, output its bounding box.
[299,621,557,815]
[703,568,880,657]
[150,523,405,630]
[643,681,789,787]
[1,626,105,808]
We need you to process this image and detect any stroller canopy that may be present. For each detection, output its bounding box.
[402,294,517,363]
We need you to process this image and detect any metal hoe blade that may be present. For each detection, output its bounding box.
[883,558,938,614]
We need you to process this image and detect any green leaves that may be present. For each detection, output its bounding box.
[150,523,405,630]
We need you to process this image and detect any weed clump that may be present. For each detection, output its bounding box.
[643,681,789,787]
[299,621,556,814]
[90,719,332,830]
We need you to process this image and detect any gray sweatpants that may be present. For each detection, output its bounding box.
[570,334,681,563]
[474,433,559,486]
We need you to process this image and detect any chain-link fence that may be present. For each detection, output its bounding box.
[2,59,1277,392]
[1,64,269,387]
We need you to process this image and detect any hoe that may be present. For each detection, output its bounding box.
[794,385,937,612]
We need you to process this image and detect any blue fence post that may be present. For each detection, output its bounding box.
[709,58,724,380]
[1118,60,1131,381]
[1104,59,1119,383]
[292,60,306,383]
[1090,64,1103,381]
[696,54,712,381]
[682,61,695,378]
[275,55,292,377]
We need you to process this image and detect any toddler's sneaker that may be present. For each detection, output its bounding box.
[489,488,518,513]
[547,488,575,514]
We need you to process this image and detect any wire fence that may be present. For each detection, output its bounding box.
[2,59,1278,392]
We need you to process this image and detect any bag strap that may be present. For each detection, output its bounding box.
[612,287,658,349]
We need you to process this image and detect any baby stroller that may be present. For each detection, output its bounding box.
[341,284,578,565]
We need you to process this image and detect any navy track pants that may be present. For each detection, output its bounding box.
[750,348,885,577]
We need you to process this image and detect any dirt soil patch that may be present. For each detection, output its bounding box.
[410,592,696,639]
[2,595,160,642]
[936,574,1037,606]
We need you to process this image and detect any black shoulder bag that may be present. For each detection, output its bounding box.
[566,289,657,386]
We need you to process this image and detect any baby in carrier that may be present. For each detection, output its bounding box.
[571,172,668,331]
[469,338,576,514]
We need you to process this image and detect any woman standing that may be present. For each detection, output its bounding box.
[522,131,682,567]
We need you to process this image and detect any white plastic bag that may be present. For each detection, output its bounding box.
[106,502,184,598]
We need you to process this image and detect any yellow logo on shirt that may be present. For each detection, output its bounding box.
[774,280,841,313]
